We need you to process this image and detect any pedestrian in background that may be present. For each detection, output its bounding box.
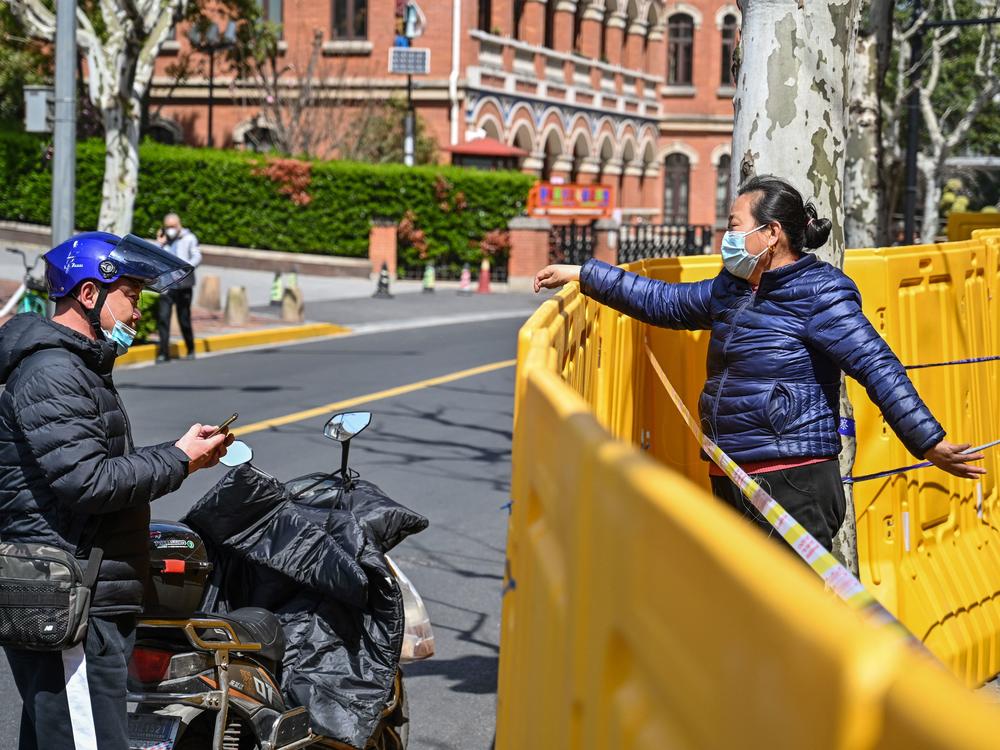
[156,213,201,362]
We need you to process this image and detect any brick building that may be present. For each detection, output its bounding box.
[149,0,738,229]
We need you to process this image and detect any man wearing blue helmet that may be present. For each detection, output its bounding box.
[0,232,233,750]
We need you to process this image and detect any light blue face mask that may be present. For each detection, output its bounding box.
[720,225,768,280]
[102,306,137,356]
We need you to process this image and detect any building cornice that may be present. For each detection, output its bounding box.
[465,86,661,127]
[659,114,734,134]
[149,76,456,103]
[469,29,660,87]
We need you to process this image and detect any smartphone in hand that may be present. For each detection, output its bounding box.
[208,413,238,438]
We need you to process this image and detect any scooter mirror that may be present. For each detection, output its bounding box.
[220,440,253,467]
[324,411,372,442]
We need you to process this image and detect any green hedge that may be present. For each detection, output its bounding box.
[0,131,535,271]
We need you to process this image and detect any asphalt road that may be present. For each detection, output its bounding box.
[0,313,532,749]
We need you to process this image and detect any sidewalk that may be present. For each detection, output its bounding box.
[275,287,548,329]
[0,223,547,364]
[0,221,486,305]
[0,238,426,307]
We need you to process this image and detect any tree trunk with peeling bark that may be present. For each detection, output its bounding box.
[9,0,186,235]
[838,0,892,575]
[732,0,862,573]
[100,97,143,233]
[732,0,860,265]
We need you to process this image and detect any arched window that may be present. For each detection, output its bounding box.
[259,0,283,38]
[663,153,690,224]
[244,126,279,153]
[479,0,492,31]
[332,0,367,40]
[720,14,738,86]
[667,14,694,85]
[541,130,562,181]
[146,121,182,145]
[573,2,590,51]
[260,0,282,24]
[715,154,732,227]
[544,0,556,48]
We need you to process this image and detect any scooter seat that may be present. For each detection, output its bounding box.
[200,607,286,675]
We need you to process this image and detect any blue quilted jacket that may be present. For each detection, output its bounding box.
[580,255,945,463]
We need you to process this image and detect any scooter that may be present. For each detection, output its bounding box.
[126,411,434,750]
[0,248,48,317]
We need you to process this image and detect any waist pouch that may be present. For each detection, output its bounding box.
[0,543,101,651]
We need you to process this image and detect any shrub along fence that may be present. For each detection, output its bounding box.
[0,131,534,275]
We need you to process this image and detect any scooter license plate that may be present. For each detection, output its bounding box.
[128,713,180,750]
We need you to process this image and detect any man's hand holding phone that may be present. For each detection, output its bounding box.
[207,413,238,438]
[175,416,237,474]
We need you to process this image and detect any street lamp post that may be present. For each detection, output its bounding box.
[188,21,237,148]
[51,0,77,247]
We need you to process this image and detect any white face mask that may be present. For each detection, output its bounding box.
[164,227,179,241]
[101,303,137,356]
[720,225,768,280]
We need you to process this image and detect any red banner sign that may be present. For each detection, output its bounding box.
[527,182,615,218]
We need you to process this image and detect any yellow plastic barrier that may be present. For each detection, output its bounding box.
[500,231,1000,747]
[845,236,1000,686]
[947,211,1000,242]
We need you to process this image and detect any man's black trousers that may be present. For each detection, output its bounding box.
[4,615,136,750]
[157,288,195,359]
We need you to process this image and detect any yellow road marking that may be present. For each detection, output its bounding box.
[234,359,517,436]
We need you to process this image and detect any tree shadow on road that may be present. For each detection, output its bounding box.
[404,654,499,696]
[116,383,293,393]
[241,347,422,357]
[346,402,515,494]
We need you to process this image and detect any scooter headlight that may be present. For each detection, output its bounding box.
[386,555,435,662]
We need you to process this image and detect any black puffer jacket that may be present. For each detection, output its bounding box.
[0,314,189,614]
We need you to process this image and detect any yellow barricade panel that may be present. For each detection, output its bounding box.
[947,211,1000,242]
[503,237,1000,748]
[878,656,1000,749]
[845,240,1000,685]
[501,358,1000,748]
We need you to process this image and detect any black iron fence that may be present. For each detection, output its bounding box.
[549,223,595,265]
[397,259,509,283]
[616,224,714,263]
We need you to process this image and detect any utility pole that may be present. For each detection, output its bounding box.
[189,22,237,148]
[404,73,415,167]
[399,1,426,167]
[51,0,77,247]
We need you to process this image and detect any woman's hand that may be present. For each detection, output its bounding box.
[533,264,582,293]
[924,440,987,479]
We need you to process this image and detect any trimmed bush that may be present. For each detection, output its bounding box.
[0,131,535,272]
[135,291,159,344]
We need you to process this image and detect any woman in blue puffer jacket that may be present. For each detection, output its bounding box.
[534,175,985,551]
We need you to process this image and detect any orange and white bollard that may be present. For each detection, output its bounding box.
[458,263,473,295]
[477,258,491,294]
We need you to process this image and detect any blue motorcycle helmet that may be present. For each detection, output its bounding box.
[44,231,192,340]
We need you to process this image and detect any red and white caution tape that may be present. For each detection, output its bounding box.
[644,341,921,643]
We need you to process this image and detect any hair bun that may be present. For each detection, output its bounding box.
[804,217,832,249]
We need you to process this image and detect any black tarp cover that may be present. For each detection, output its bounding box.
[183,466,428,748]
